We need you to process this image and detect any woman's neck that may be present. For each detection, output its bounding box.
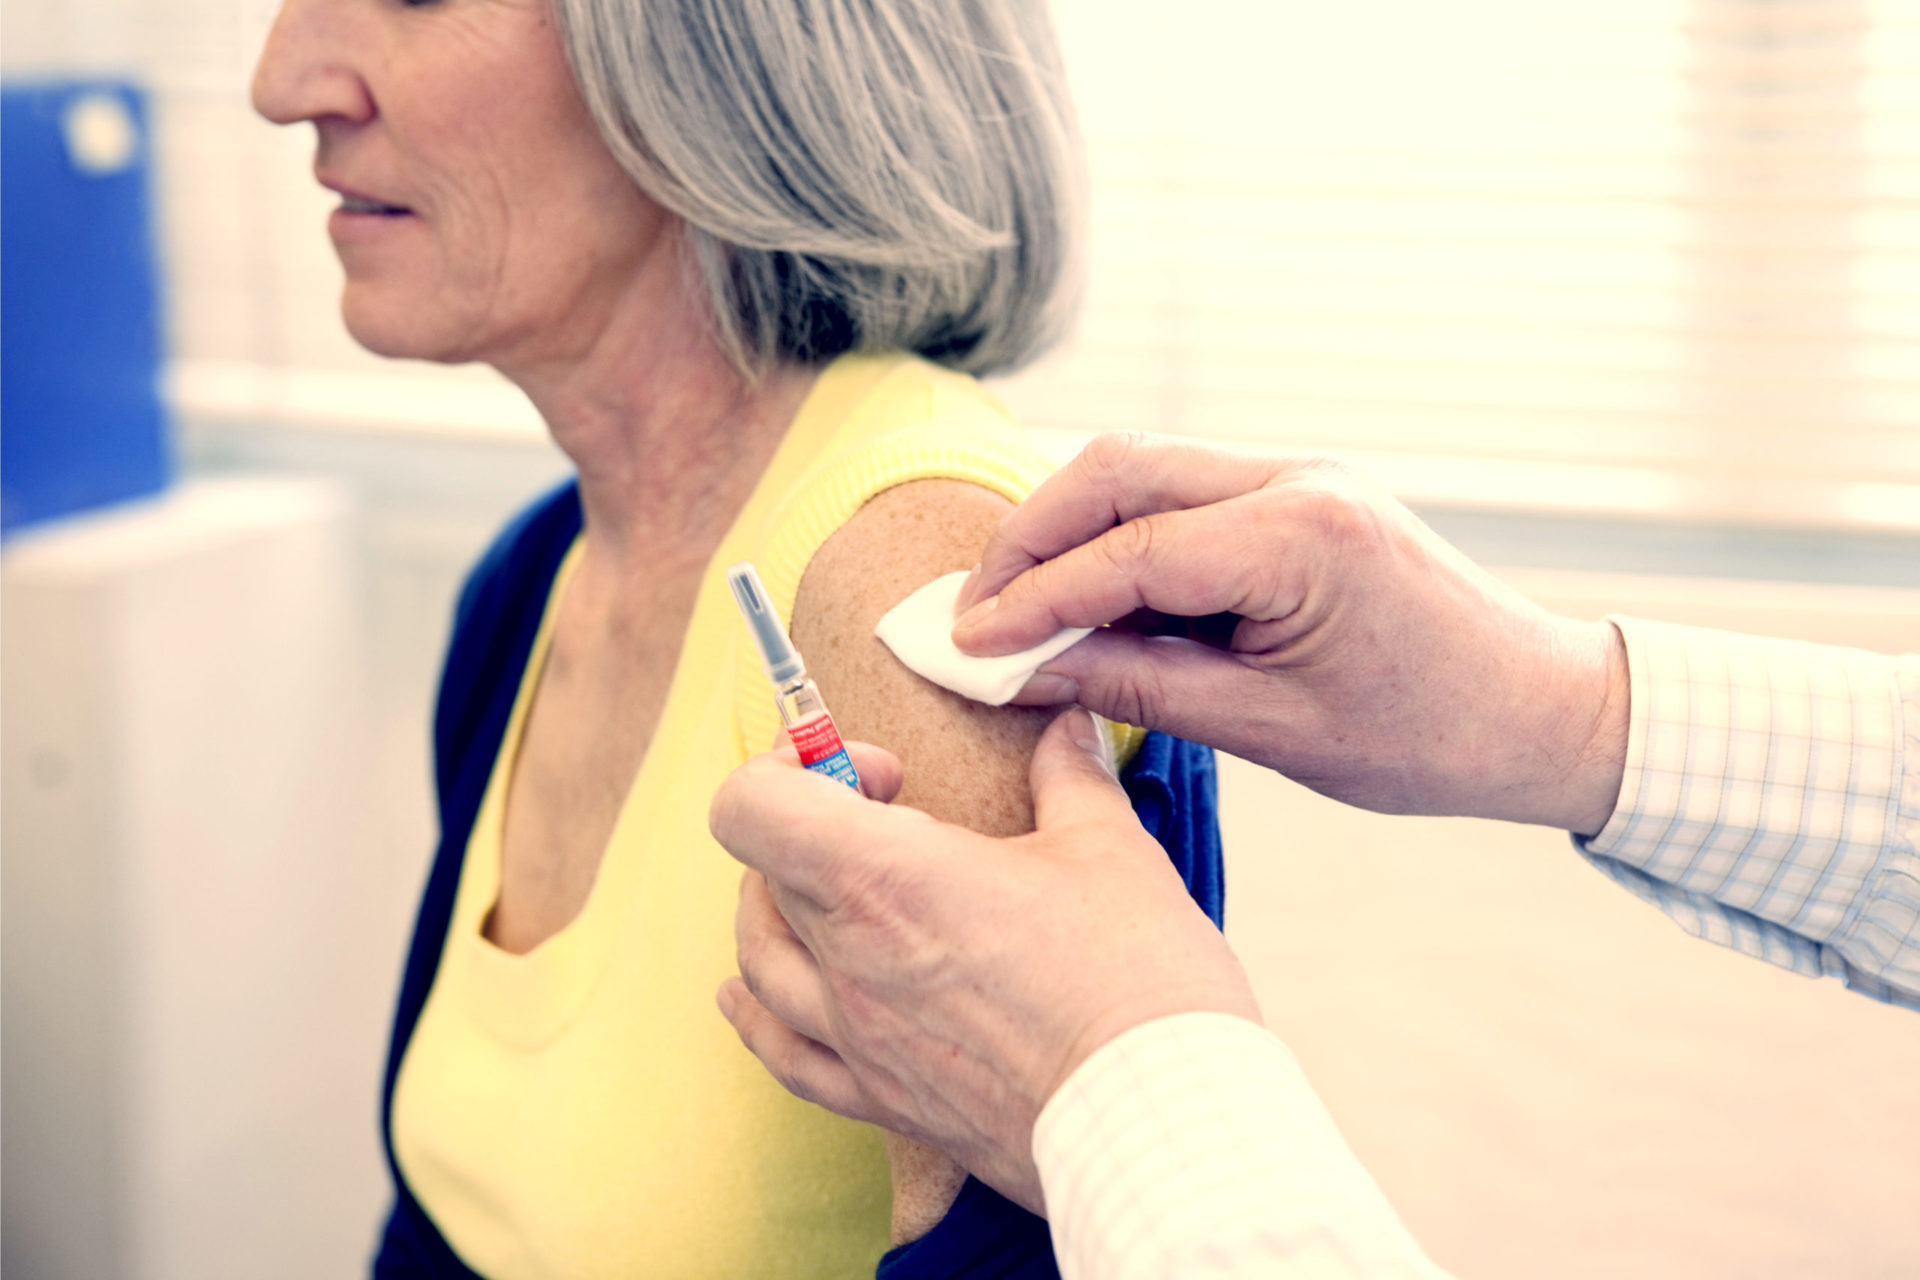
[530,348,812,579]
[494,245,817,586]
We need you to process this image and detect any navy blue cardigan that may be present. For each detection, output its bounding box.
[372,482,1225,1279]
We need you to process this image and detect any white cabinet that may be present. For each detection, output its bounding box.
[4,479,391,1280]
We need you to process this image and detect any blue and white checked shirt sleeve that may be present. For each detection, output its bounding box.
[1579,618,1920,1010]
[1032,622,1918,1278]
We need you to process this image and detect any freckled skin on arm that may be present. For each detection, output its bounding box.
[789,478,1057,1242]
[791,479,1055,840]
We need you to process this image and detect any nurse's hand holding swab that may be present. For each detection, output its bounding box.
[952,433,1630,836]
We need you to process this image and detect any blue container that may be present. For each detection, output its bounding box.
[2,80,172,536]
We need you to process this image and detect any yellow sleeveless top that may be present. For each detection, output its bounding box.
[392,353,1139,1279]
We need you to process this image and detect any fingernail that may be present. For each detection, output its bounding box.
[1012,672,1078,705]
[716,983,737,1021]
[1066,707,1100,750]
[1066,707,1114,775]
[953,594,998,635]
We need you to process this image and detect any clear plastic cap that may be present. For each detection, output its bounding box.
[726,561,805,684]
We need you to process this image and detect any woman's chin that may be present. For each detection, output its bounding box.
[339,292,472,365]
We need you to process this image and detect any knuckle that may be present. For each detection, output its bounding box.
[1099,510,1162,575]
[734,926,772,993]
[731,999,781,1064]
[1013,555,1070,618]
[1291,478,1376,551]
[772,1043,818,1103]
[1283,448,1348,482]
[1081,430,1150,484]
[1099,660,1168,729]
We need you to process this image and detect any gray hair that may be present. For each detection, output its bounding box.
[553,0,1082,377]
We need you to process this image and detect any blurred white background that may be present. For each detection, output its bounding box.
[3,1,1917,1277]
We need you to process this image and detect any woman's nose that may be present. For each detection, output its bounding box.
[251,0,374,127]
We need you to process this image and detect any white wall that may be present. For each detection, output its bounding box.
[2,480,399,1280]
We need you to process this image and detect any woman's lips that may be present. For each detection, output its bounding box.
[328,200,419,243]
[338,194,412,216]
[317,173,416,236]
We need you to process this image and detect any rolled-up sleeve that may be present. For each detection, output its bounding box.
[1578,617,1920,1010]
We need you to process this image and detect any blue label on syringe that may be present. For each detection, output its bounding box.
[806,747,860,789]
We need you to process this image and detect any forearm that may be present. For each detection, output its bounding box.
[1034,1014,1451,1280]
[1576,618,1920,1008]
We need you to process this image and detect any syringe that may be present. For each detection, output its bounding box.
[725,561,861,790]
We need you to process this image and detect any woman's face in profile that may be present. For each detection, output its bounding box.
[251,0,670,370]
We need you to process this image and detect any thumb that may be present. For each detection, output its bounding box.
[842,742,905,804]
[1029,708,1135,833]
[762,730,904,805]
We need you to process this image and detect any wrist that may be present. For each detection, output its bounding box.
[1044,983,1265,1122]
[1469,614,1628,833]
[1541,618,1630,836]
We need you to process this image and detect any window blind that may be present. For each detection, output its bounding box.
[997,0,1920,527]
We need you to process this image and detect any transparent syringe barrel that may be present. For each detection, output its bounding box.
[775,674,860,789]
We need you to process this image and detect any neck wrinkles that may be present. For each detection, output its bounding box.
[496,252,818,580]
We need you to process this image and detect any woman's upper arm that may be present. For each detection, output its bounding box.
[789,478,1055,836]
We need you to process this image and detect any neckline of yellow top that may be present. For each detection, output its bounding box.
[446,352,915,1048]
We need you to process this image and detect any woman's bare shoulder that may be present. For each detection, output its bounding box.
[789,478,1054,836]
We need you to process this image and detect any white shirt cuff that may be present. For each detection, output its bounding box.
[1032,1012,1448,1279]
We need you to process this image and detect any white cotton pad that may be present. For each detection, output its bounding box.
[874,570,1093,707]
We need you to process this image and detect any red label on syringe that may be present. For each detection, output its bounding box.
[788,713,860,789]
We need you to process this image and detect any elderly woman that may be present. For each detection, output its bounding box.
[252,0,1222,1276]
